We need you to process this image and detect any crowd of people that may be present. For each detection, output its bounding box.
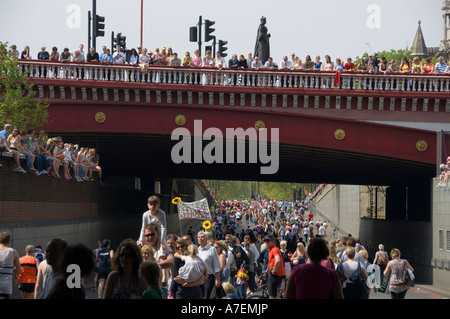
[0,191,415,300]
[9,43,450,90]
[0,123,102,181]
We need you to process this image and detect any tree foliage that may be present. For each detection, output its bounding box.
[0,42,48,130]
[206,180,319,201]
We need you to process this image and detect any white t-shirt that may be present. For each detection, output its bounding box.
[319,226,326,236]
[63,149,73,162]
[342,260,365,285]
[178,256,205,282]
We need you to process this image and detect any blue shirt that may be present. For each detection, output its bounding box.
[38,51,49,60]
[0,130,7,140]
[435,62,448,74]
[101,54,113,63]
[228,58,239,68]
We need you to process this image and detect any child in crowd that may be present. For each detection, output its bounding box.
[63,143,80,181]
[436,156,450,188]
[138,196,167,253]
[141,245,155,262]
[139,260,164,299]
[222,281,239,299]
[235,264,250,299]
[174,244,207,284]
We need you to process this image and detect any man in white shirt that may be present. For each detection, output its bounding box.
[279,56,292,87]
[112,45,126,64]
[251,56,263,69]
[197,231,221,299]
[264,57,277,86]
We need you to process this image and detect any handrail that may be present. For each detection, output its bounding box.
[14,59,450,92]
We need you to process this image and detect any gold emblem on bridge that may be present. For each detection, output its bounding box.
[416,140,428,152]
[95,112,106,124]
[175,114,186,126]
[254,120,266,131]
[334,129,346,141]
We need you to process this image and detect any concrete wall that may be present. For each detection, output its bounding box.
[431,177,450,289]
[314,184,361,236]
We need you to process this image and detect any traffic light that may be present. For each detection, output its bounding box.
[94,15,105,37]
[204,20,215,42]
[189,26,198,42]
[218,40,228,57]
[113,32,126,52]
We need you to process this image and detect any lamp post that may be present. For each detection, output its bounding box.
[140,0,143,46]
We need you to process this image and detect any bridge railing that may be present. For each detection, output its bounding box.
[15,59,450,92]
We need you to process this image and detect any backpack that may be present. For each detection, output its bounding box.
[349,262,366,286]
[336,261,347,285]
[377,252,387,266]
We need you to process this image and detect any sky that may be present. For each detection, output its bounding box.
[0,0,445,63]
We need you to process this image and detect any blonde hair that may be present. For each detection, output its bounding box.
[359,249,369,260]
[345,247,356,259]
[222,281,235,294]
[390,248,401,259]
[186,244,198,258]
[141,245,155,260]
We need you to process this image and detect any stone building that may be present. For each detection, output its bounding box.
[411,1,450,60]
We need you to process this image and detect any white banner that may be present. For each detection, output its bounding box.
[177,198,212,220]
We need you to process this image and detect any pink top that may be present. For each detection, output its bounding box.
[290,263,340,299]
[192,55,202,67]
[306,257,335,270]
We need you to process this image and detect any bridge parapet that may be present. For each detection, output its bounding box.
[17,60,450,125]
[17,59,450,92]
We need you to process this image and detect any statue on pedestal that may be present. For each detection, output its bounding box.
[254,16,271,64]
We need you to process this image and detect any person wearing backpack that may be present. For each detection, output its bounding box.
[342,247,369,299]
[96,239,114,299]
[373,244,389,273]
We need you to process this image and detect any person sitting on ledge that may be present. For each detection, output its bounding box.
[0,129,26,173]
[436,156,450,188]
[63,143,80,181]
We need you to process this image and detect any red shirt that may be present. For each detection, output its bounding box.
[344,62,355,71]
[268,245,286,277]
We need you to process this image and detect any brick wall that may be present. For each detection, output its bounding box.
[0,156,99,223]
[1,155,150,255]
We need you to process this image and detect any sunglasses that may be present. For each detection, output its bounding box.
[144,233,156,238]
[176,245,186,250]
[119,252,132,259]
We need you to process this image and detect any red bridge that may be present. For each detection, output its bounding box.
[20,60,450,186]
